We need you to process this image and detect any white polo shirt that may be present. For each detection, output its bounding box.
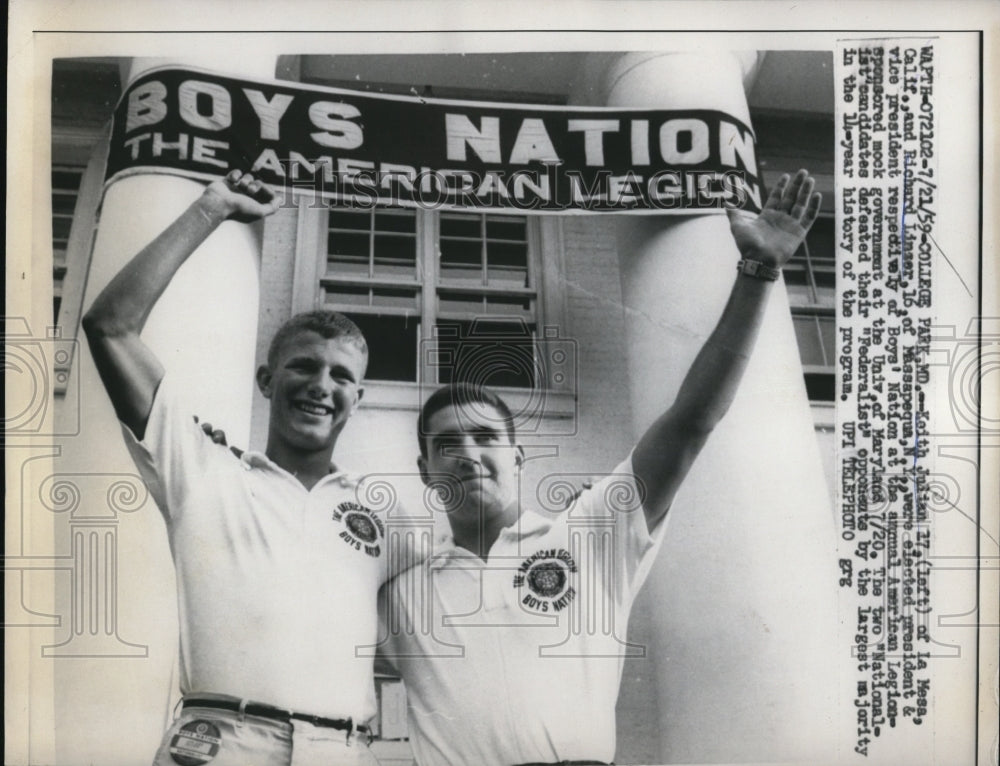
[122,374,395,722]
[379,459,667,766]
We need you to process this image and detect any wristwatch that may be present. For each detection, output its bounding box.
[736,258,781,281]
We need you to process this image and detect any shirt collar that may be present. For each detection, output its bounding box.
[238,449,348,484]
[430,508,551,563]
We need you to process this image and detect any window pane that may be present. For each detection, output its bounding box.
[328,231,370,276]
[440,237,482,282]
[786,281,836,307]
[324,286,420,313]
[374,209,416,234]
[788,216,836,295]
[805,216,835,264]
[483,215,528,286]
[434,319,536,389]
[371,287,419,311]
[52,191,78,216]
[52,168,84,192]
[485,216,526,242]
[329,209,371,231]
[792,313,834,367]
[783,264,809,287]
[486,242,529,286]
[326,285,370,307]
[805,373,835,402]
[440,213,481,239]
[811,268,836,291]
[344,313,419,382]
[484,295,532,317]
[329,208,418,279]
[52,216,74,242]
[818,313,836,362]
[438,292,485,315]
[372,234,416,278]
[51,164,87,325]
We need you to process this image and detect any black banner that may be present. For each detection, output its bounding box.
[106,66,763,214]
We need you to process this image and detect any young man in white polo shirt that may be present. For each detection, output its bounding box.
[379,170,822,766]
[84,171,392,765]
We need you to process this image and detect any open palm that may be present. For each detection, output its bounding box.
[727,169,821,268]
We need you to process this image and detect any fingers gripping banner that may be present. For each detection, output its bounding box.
[107,66,763,214]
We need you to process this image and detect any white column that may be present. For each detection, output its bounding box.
[85,54,279,445]
[579,52,842,763]
[54,55,279,766]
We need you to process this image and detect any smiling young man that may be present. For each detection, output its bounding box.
[256,313,369,489]
[378,170,823,766]
[83,171,390,766]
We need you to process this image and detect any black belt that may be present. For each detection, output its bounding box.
[182,697,368,734]
[514,762,611,765]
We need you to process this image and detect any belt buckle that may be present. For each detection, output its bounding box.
[344,717,370,747]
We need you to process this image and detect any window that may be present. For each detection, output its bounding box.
[51,58,121,328]
[323,208,421,381]
[435,213,537,389]
[317,206,551,391]
[786,213,836,401]
[50,138,111,397]
[50,58,122,396]
[292,64,568,398]
[752,97,837,404]
[52,164,87,323]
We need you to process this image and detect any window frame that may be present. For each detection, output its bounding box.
[785,210,836,404]
[292,202,571,408]
[52,123,110,397]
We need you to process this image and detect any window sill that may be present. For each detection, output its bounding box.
[359,379,577,419]
[810,401,835,431]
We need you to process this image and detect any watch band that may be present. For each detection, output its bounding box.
[736,258,781,281]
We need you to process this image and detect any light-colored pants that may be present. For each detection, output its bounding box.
[152,702,380,766]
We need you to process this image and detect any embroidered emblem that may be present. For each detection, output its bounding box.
[528,561,567,597]
[333,501,384,557]
[513,548,578,612]
[169,720,222,765]
[346,512,378,543]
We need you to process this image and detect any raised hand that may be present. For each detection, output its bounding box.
[726,169,821,268]
[203,169,280,223]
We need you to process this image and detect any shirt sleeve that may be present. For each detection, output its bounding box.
[380,524,422,585]
[567,451,669,608]
[361,478,435,586]
[376,558,437,673]
[118,373,224,523]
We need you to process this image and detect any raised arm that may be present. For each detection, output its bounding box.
[632,169,821,527]
[82,171,279,438]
